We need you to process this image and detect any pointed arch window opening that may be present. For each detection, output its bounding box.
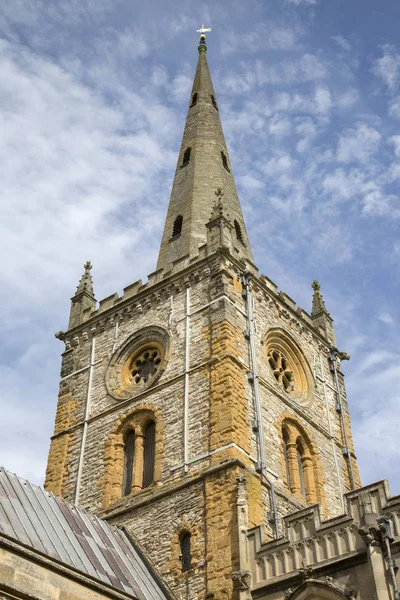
[142,421,156,489]
[190,92,198,107]
[181,147,192,168]
[122,430,135,497]
[283,431,292,492]
[234,220,245,246]
[180,532,192,572]
[221,151,230,173]
[211,94,219,111]
[297,442,307,500]
[172,215,183,239]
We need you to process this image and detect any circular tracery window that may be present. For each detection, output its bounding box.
[267,349,295,393]
[264,330,313,404]
[106,327,170,400]
[128,347,162,385]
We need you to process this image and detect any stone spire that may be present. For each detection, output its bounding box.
[311,281,336,345]
[156,30,254,271]
[68,261,96,330]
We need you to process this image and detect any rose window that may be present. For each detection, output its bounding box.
[264,330,313,404]
[129,347,162,385]
[268,349,295,393]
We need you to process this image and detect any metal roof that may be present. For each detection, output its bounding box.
[0,467,171,600]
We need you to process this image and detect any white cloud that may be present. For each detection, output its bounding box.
[372,45,400,92]
[332,36,352,53]
[389,135,400,157]
[337,123,381,164]
[287,0,317,5]
[389,96,400,118]
[337,88,359,109]
[378,312,395,326]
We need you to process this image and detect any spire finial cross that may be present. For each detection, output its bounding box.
[196,24,211,36]
[84,261,92,272]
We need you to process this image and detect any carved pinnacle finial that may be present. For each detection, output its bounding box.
[215,187,224,199]
[74,260,95,297]
[312,280,320,291]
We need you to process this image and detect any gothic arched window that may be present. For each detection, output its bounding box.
[123,430,135,496]
[221,151,230,172]
[281,419,322,506]
[297,441,307,500]
[190,92,198,107]
[180,532,192,572]
[103,408,161,508]
[172,215,183,238]
[283,428,292,492]
[142,421,156,488]
[181,147,191,168]
[234,220,245,245]
[211,95,218,111]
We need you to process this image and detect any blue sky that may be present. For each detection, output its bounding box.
[1,0,399,495]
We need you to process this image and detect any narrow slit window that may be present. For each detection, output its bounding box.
[180,533,192,572]
[190,92,198,107]
[181,147,191,168]
[211,95,218,111]
[297,444,306,500]
[142,421,155,488]
[234,220,245,246]
[172,215,183,238]
[122,430,135,496]
[283,433,291,492]
[221,151,230,172]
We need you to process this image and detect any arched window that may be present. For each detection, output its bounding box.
[283,428,291,492]
[297,442,306,500]
[142,421,155,488]
[180,532,191,572]
[211,95,218,111]
[172,215,183,238]
[221,151,230,172]
[123,430,135,496]
[103,408,161,509]
[281,419,322,506]
[234,220,245,245]
[181,147,191,168]
[190,92,198,107]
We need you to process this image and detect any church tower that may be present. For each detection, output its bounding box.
[46,30,361,600]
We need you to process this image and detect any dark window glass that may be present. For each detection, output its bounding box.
[234,220,245,245]
[190,92,198,107]
[142,421,155,488]
[180,533,191,572]
[181,147,191,167]
[211,95,218,110]
[122,431,135,496]
[297,445,306,500]
[283,433,291,492]
[221,151,230,172]
[172,215,183,238]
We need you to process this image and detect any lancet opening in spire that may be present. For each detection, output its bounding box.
[156,32,254,271]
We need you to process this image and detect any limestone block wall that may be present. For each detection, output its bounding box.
[45,248,363,600]
[245,480,400,600]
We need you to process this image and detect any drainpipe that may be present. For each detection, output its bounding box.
[75,337,96,505]
[241,273,280,538]
[183,287,190,473]
[319,354,345,513]
[378,516,400,600]
[327,347,356,490]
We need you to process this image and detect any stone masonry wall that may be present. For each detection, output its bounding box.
[46,251,361,600]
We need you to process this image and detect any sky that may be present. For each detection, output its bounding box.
[0,0,399,496]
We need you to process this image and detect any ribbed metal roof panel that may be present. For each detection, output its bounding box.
[0,467,170,600]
